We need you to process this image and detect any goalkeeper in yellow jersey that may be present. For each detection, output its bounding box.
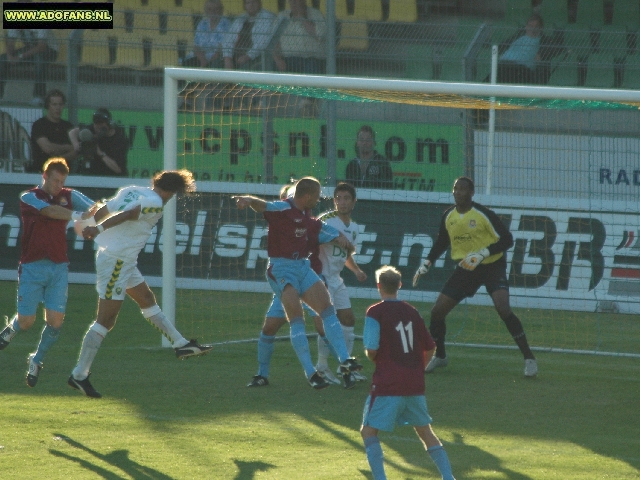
[413,176,537,377]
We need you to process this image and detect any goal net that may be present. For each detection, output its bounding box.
[163,67,640,358]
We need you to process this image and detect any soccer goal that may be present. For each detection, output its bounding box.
[161,67,640,358]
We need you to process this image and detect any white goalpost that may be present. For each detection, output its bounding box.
[161,67,640,357]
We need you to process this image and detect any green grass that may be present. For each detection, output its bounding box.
[1,282,639,479]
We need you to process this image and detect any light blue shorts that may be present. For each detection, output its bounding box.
[266,294,316,318]
[17,259,69,315]
[362,395,433,432]
[266,258,321,298]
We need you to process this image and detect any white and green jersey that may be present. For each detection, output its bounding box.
[318,211,359,287]
[96,186,164,260]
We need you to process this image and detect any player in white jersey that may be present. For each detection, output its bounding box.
[67,170,213,398]
[314,182,368,384]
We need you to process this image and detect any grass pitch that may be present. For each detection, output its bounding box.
[0,281,639,479]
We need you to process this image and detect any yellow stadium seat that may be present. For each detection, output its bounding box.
[224,0,246,17]
[53,30,70,63]
[387,0,417,22]
[335,0,382,20]
[166,12,195,39]
[148,40,182,68]
[80,30,115,66]
[262,0,283,14]
[117,34,147,67]
[338,20,369,50]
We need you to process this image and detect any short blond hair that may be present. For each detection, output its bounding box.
[43,157,69,176]
[376,265,401,294]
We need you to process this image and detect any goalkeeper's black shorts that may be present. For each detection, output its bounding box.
[441,256,509,303]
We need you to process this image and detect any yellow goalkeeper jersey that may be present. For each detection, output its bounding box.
[427,202,514,265]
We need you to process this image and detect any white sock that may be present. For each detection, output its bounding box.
[316,334,330,369]
[342,325,355,356]
[72,322,108,380]
[143,307,187,348]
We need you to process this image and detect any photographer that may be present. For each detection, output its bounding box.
[68,108,128,177]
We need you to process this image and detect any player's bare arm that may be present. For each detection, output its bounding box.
[329,232,355,254]
[41,204,96,221]
[365,348,377,361]
[82,205,141,240]
[345,255,367,282]
[232,195,267,212]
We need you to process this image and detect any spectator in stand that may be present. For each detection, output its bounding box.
[497,14,544,84]
[68,108,128,177]
[29,89,77,174]
[0,29,59,106]
[345,125,393,189]
[272,0,326,74]
[223,0,276,70]
[181,0,231,69]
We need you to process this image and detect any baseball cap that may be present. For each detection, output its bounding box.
[92,108,113,125]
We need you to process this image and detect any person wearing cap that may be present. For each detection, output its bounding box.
[68,108,128,177]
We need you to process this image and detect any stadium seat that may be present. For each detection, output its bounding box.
[387,0,417,22]
[224,1,246,17]
[148,38,183,68]
[576,0,605,26]
[612,0,640,27]
[622,60,640,89]
[166,12,195,39]
[117,34,147,68]
[135,10,160,36]
[434,45,465,81]
[335,0,382,20]
[539,0,569,26]
[504,0,532,24]
[546,53,579,86]
[585,51,615,87]
[80,29,116,66]
[53,30,70,64]
[114,0,152,10]
[338,20,369,50]
[262,0,285,14]
[562,24,593,57]
[404,44,433,80]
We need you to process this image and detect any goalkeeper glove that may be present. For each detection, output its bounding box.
[412,260,432,287]
[459,248,490,271]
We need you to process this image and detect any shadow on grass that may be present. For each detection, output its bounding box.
[50,433,174,480]
[232,459,275,479]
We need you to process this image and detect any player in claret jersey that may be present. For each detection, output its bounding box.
[412,176,537,377]
[0,158,95,388]
[360,265,455,480]
[234,176,364,388]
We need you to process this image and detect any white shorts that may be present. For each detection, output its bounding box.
[95,250,144,301]
[325,276,351,311]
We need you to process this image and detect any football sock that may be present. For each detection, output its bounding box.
[142,306,188,348]
[503,313,535,359]
[33,324,60,365]
[429,318,447,358]
[364,436,386,480]
[257,332,276,378]
[72,321,108,380]
[427,445,455,480]
[342,325,355,356]
[289,317,316,378]
[320,306,350,362]
[316,334,330,369]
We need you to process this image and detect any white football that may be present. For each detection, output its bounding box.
[74,217,96,237]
